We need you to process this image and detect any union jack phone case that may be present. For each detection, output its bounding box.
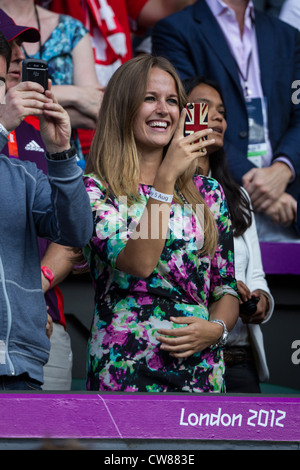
[184,102,208,141]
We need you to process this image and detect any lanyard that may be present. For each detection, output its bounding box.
[22,4,42,59]
[234,51,252,98]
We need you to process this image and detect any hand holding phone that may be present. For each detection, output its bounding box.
[21,59,48,92]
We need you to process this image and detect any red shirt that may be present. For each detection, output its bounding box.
[49,0,148,74]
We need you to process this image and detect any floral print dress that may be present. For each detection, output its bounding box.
[83,174,238,392]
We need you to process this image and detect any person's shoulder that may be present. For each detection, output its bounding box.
[83,173,107,194]
[83,174,115,209]
[37,5,60,31]
[0,152,41,176]
[59,13,87,30]
[37,5,58,21]
[194,173,222,193]
[154,0,196,26]
[256,7,299,36]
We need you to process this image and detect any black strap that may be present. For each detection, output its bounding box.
[233,51,252,97]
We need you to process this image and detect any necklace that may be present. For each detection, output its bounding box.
[22,3,42,59]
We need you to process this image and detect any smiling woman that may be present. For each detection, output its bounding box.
[132,67,180,163]
[82,55,239,393]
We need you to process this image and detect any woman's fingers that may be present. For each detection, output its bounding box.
[236,280,251,302]
[191,136,215,156]
[183,127,215,158]
[175,107,188,135]
[185,127,213,144]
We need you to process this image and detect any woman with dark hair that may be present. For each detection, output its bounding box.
[185,76,274,392]
[83,55,239,393]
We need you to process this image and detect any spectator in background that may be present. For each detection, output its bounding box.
[280,0,300,30]
[152,0,300,244]
[0,0,104,160]
[42,0,197,87]
[0,9,78,390]
[0,30,93,391]
[82,54,239,393]
[184,76,274,392]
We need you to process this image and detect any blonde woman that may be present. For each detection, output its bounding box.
[83,55,239,392]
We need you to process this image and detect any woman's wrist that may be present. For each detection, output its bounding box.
[152,173,176,195]
[149,187,173,204]
[209,320,228,346]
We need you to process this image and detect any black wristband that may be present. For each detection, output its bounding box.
[46,146,76,160]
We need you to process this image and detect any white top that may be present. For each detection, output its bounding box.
[228,235,250,346]
[228,188,275,380]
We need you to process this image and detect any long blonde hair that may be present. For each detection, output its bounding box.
[86,55,218,256]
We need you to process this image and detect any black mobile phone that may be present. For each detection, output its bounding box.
[21,59,48,92]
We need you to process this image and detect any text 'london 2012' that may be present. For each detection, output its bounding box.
[179,407,286,428]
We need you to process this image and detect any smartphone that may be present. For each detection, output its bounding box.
[184,102,208,142]
[21,59,48,92]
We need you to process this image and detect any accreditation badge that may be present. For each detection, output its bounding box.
[246,97,267,168]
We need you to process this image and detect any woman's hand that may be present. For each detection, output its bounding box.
[46,310,53,339]
[242,162,292,212]
[236,280,252,303]
[39,81,72,153]
[156,316,223,358]
[250,290,268,323]
[157,108,216,184]
[237,280,268,324]
[264,192,297,226]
